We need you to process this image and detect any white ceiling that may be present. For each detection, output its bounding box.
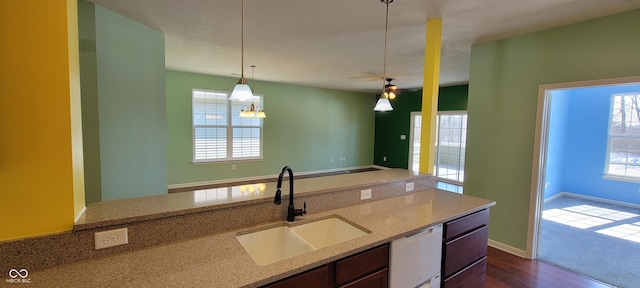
[89,0,640,93]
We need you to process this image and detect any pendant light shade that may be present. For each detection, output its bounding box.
[237,65,267,118]
[230,81,253,101]
[229,0,253,101]
[374,97,393,111]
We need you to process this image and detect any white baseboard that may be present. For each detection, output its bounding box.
[167,165,379,190]
[543,192,565,203]
[372,165,392,170]
[488,239,529,259]
[554,191,640,209]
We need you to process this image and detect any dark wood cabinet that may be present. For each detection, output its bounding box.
[263,244,389,288]
[264,265,330,288]
[340,268,388,288]
[442,209,490,287]
[335,244,388,286]
[443,257,486,288]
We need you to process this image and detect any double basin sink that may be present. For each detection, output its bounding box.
[236,216,370,266]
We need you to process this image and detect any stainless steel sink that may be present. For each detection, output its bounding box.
[236,216,369,266]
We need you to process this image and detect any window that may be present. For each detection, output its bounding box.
[409,112,422,172]
[606,93,640,179]
[435,112,467,184]
[192,89,263,162]
[408,111,467,185]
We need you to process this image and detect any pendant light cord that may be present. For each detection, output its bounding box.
[241,0,245,82]
[382,0,390,93]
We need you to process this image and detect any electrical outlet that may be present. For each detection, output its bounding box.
[383,156,387,161]
[360,189,372,200]
[406,182,414,192]
[94,228,128,250]
[231,164,236,170]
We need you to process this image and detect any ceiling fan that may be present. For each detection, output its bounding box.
[383,78,399,100]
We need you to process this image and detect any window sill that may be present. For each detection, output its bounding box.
[602,174,640,183]
[192,157,264,165]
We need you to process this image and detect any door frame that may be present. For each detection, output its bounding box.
[526,75,640,259]
[409,112,421,172]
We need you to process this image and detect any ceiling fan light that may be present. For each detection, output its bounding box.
[374,97,393,111]
[388,91,397,100]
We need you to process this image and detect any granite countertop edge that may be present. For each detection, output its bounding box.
[74,170,430,231]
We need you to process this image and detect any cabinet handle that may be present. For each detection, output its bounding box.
[406,224,442,240]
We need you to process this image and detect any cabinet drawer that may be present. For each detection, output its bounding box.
[336,244,389,286]
[263,265,329,288]
[444,209,489,241]
[339,268,388,288]
[443,256,487,288]
[443,225,488,277]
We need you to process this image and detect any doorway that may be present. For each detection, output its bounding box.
[528,76,640,287]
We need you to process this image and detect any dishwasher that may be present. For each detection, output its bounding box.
[389,224,443,288]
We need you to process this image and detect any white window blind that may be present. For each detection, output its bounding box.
[435,112,467,184]
[193,89,263,162]
[606,93,640,180]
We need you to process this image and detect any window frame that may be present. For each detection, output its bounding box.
[192,89,264,163]
[434,111,467,184]
[604,92,640,182]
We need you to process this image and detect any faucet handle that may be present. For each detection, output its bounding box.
[274,189,282,205]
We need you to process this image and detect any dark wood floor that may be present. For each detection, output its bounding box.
[485,247,614,288]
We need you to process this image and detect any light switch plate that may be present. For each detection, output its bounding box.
[405,182,414,192]
[360,189,372,200]
[94,228,128,250]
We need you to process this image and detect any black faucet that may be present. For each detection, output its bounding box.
[273,166,306,222]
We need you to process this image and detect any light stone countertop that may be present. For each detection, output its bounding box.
[75,169,424,230]
[28,189,495,288]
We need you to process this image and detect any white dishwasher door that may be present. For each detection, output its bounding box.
[389,224,443,288]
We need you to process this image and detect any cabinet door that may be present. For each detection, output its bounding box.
[443,225,488,277]
[339,268,388,288]
[444,209,489,241]
[443,257,486,288]
[263,265,329,288]
[335,244,389,286]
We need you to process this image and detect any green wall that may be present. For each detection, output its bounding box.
[465,9,640,250]
[438,85,468,111]
[79,1,167,202]
[78,0,101,204]
[166,71,375,185]
[373,85,469,168]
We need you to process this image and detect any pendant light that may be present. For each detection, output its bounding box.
[229,0,253,101]
[239,65,267,118]
[374,0,394,112]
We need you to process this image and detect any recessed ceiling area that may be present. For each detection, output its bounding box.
[89,0,640,93]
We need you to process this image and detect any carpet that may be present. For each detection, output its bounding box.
[538,195,640,288]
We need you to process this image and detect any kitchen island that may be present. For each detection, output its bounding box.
[26,188,495,287]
